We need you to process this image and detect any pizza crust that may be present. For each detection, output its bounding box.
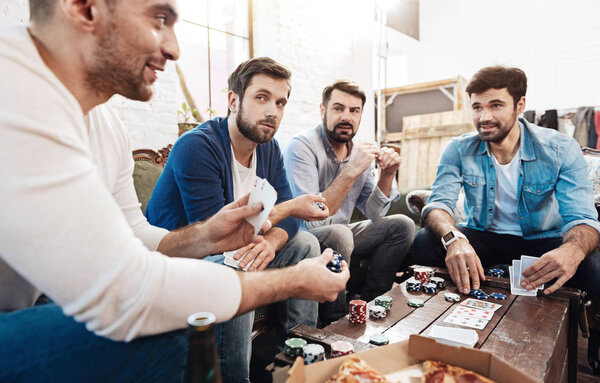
[325,356,391,383]
[422,360,497,383]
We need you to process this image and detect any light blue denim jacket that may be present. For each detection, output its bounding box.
[422,118,600,239]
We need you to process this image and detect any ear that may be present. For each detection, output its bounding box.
[228,90,239,115]
[59,0,105,33]
[319,103,325,119]
[516,96,526,115]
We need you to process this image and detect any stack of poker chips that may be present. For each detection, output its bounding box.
[302,343,325,365]
[444,292,461,302]
[490,292,507,300]
[470,289,490,300]
[284,338,307,358]
[430,276,446,290]
[413,267,431,283]
[488,268,504,278]
[330,340,354,358]
[349,300,367,324]
[326,251,342,273]
[369,334,389,346]
[369,305,387,319]
[407,297,424,307]
[406,277,421,292]
[374,295,393,311]
[422,282,437,294]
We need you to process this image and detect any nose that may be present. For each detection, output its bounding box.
[340,108,352,121]
[162,28,180,61]
[265,101,279,119]
[480,108,492,122]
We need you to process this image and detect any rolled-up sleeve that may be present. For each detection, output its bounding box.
[361,170,400,221]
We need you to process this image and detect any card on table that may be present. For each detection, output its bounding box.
[519,255,544,290]
[245,178,277,236]
[461,298,502,312]
[444,314,488,330]
[451,305,493,321]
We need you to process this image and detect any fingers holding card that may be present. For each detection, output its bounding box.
[246,178,277,236]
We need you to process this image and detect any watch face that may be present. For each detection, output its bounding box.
[443,232,455,242]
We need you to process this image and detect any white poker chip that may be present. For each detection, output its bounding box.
[444,292,461,302]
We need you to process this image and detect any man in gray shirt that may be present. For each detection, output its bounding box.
[284,80,415,322]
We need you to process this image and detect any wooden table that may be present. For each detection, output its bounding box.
[274,269,583,383]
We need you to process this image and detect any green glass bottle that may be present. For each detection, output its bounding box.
[186,312,222,383]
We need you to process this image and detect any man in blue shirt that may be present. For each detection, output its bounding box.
[146,57,329,382]
[413,66,600,296]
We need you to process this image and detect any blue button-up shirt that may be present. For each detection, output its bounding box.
[284,124,399,229]
[423,118,600,239]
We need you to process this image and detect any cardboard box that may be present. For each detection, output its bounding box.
[273,334,537,383]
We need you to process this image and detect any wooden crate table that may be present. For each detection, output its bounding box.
[275,269,583,383]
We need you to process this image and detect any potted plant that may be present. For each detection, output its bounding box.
[177,102,200,137]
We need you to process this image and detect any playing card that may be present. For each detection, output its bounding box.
[223,249,254,271]
[452,305,493,320]
[444,314,488,330]
[461,298,502,312]
[509,265,536,296]
[245,178,277,236]
[520,255,544,290]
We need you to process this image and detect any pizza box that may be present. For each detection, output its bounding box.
[273,334,537,383]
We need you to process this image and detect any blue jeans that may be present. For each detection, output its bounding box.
[208,231,320,383]
[0,303,187,382]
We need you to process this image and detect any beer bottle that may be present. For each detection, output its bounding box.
[186,312,222,383]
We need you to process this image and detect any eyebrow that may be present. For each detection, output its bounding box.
[154,4,178,21]
[471,99,507,106]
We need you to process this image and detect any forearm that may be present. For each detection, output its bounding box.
[235,267,300,315]
[264,227,288,251]
[561,224,600,258]
[377,170,395,197]
[157,222,214,259]
[268,200,295,227]
[424,208,460,239]
[322,167,358,215]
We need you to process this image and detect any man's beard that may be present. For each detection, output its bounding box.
[476,109,518,143]
[323,114,356,143]
[86,23,153,102]
[236,105,277,144]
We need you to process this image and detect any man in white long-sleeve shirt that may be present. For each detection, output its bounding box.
[0,0,349,380]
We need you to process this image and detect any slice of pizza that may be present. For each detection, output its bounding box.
[422,360,497,383]
[326,356,390,383]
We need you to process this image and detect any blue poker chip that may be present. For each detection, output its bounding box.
[490,292,507,300]
[470,289,484,296]
[326,252,342,273]
[476,293,490,300]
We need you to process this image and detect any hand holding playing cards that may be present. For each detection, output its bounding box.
[293,249,350,302]
[347,142,379,177]
[202,193,271,254]
[445,239,486,294]
[234,240,276,271]
[290,194,329,221]
[377,147,401,175]
[520,245,585,295]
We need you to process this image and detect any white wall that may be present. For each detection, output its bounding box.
[385,0,600,110]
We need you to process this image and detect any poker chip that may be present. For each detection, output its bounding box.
[470,289,484,296]
[406,277,421,292]
[407,298,424,307]
[422,282,437,294]
[488,268,505,278]
[330,341,354,358]
[284,338,307,358]
[444,292,461,302]
[326,251,342,273]
[490,292,507,300]
[349,299,367,324]
[374,295,393,311]
[430,276,446,290]
[369,305,387,319]
[413,267,431,283]
[302,343,325,365]
[369,334,389,346]
[314,201,325,211]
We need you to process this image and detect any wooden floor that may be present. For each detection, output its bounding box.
[578,330,600,382]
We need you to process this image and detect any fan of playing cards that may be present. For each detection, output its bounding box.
[509,255,542,296]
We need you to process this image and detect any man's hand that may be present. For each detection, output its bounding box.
[444,239,485,294]
[520,244,585,295]
[235,239,276,271]
[347,142,379,177]
[202,193,271,254]
[293,249,350,302]
[377,147,401,175]
[289,194,329,221]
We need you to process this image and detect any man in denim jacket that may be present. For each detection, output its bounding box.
[413,66,600,296]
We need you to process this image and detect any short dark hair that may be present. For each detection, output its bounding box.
[466,66,527,108]
[29,0,117,23]
[322,80,366,108]
[227,57,292,116]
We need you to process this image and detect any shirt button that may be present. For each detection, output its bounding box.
[520,217,524,220]
[490,165,493,168]
[489,208,492,212]
[491,187,494,190]
[537,190,540,193]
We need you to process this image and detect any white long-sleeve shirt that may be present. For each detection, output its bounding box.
[0,25,242,341]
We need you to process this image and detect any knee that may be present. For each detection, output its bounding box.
[384,214,416,239]
[322,225,354,262]
[291,231,321,260]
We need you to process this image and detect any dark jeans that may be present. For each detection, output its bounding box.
[412,226,600,293]
[0,303,188,382]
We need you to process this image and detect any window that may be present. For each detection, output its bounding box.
[175,0,252,120]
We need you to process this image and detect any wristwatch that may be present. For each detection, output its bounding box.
[441,230,468,250]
